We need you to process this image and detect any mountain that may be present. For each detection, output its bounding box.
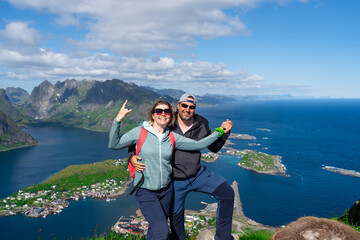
[145,87,186,100]
[235,94,294,101]
[0,110,38,151]
[145,87,237,105]
[21,79,172,131]
[0,89,31,125]
[5,87,29,105]
[198,93,237,105]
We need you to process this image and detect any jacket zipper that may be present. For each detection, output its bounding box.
[158,137,162,186]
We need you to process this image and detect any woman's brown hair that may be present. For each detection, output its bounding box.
[147,100,175,127]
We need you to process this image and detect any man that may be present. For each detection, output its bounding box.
[130,93,234,240]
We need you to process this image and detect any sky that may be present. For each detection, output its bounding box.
[0,0,359,98]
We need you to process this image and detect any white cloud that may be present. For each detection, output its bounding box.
[0,21,41,47]
[6,0,258,56]
[0,46,265,94]
[55,14,81,27]
[1,0,311,95]
[0,71,28,80]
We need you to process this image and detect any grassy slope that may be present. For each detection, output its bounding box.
[24,160,129,193]
[0,159,129,210]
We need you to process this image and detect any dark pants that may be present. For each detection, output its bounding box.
[170,167,234,240]
[136,183,173,240]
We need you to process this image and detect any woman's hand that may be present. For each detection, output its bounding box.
[130,155,146,172]
[115,100,133,122]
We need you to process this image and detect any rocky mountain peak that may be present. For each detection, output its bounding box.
[5,87,29,105]
[26,80,56,119]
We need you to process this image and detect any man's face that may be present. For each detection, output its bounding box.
[178,99,196,121]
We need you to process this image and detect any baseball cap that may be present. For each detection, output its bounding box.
[178,93,197,105]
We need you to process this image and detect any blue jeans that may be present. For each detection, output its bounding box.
[136,183,173,240]
[170,167,234,240]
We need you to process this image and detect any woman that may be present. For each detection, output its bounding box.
[108,100,224,239]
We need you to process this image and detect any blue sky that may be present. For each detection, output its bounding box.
[0,0,359,98]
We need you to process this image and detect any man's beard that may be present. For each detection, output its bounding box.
[179,111,193,121]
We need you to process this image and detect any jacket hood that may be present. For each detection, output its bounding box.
[140,121,170,136]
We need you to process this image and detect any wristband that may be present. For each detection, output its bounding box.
[214,127,224,137]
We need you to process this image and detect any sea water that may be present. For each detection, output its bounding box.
[0,99,359,239]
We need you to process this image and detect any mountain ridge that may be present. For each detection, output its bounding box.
[0,110,38,151]
[19,79,171,132]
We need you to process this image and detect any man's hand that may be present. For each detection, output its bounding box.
[221,119,233,134]
[130,155,146,172]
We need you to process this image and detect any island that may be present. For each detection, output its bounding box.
[256,128,271,131]
[201,143,288,177]
[237,150,288,177]
[0,159,132,218]
[322,165,360,178]
[201,152,220,163]
[229,133,256,140]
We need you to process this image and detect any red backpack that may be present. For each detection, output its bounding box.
[127,127,176,178]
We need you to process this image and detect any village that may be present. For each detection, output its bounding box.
[112,210,213,237]
[0,159,130,218]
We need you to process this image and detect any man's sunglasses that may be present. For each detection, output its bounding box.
[181,103,196,110]
[154,108,171,115]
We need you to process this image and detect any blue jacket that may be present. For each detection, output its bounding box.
[108,120,220,190]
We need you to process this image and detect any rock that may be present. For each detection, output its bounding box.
[347,199,360,226]
[196,227,215,240]
[231,221,246,233]
[231,233,239,240]
[272,216,360,240]
[196,228,242,240]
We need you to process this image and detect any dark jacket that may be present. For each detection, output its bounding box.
[170,113,229,179]
[128,113,229,179]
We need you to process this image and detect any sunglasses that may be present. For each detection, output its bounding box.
[154,108,171,115]
[181,103,196,110]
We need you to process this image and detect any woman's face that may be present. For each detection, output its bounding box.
[152,104,171,128]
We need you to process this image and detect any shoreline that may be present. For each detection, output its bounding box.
[180,181,275,236]
[0,142,38,152]
[0,159,133,219]
[0,177,133,218]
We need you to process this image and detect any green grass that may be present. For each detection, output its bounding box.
[240,151,276,172]
[25,160,128,192]
[83,229,273,240]
[80,231,145,240]
[333,209,360,232]
[238,229,273,240]
[0,144,9,151]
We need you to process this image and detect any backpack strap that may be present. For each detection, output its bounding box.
[136,128,148,156]
[128,127,148,179]
[169,132,175,150]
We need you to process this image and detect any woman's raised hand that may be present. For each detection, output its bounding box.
[115,100,133,122]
